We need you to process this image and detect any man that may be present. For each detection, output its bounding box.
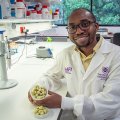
[28,8,120,120]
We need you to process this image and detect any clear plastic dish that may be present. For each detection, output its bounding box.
[33,106,52,119]
[30,84,48,100]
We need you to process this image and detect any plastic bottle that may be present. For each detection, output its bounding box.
[16,0,26,19]
[6,0,11,18]
[55,9,59,15]
[10,3,16,18]
[53,12,59,20]
[55,8,59,19]
[48,7,52,19]
[42,5,49,19]
[10,0,15,4]
[35,3,42,11]
[37,10,42,19]
[26,10,31,19]
[30,10,37,19]
[0,0,11,19]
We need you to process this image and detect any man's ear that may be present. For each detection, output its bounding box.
[95,23,99,31]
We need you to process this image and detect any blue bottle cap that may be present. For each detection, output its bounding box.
[0,29,5,34]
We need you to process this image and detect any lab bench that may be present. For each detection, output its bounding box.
[0,42,73,120]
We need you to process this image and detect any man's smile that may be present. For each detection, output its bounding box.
[75,36,88,42]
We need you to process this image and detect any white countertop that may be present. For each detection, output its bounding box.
[0,42,73,120]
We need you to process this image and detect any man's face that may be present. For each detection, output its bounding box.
[67,10,99,48]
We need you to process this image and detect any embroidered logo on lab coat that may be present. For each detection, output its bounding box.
[65,67,72,74]
[97,67,109,80]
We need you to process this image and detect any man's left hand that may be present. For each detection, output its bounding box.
[33,90,62,108]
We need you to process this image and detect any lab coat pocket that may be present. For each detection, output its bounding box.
[64,72,72,81]
[92,66,110,93]
[92,75,106,94]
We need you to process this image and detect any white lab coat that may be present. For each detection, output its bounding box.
[40,36,120,120]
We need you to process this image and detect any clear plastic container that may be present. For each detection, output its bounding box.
[55,9,59,15]
[11,3,16,18]
[30,84,48,100]
[16,1,26,19]
[53,12,59,20]
[26,10,31,19]
[48,8,52,19]
[0,0,11,19]
[42,5,49,19]
[37,10,42,19]
[30,10,37,19]
[33,106,52,119]
[35,3,42,11]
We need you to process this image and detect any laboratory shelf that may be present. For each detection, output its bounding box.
[0,19,57,24]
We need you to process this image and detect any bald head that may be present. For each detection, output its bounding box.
[68,8,96,23]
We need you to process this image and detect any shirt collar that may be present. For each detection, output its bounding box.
[75,37,103,53]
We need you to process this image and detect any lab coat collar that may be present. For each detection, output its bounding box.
[99,36,112,54]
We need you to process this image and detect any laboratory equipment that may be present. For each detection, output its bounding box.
[0,29,18,89]
[36,46,53,58]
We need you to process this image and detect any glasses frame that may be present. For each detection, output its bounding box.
[66,20,96,34]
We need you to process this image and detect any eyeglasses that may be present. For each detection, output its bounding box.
[66,20,95,34]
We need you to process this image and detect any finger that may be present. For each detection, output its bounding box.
[33,100,44,106]
[28,91,32,99]
[28,91,33,103]
[48,90,56,95]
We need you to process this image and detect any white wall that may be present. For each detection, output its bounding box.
[100,26,120,34]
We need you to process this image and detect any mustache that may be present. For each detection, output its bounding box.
[74,33,88,39]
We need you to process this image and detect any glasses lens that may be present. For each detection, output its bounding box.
[67,20,94,34]
[67,25,76,34]
[80,20,90,29]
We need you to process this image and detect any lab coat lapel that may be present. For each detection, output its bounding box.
[83,39,111,80]
[84,51,105,80]
[72,51,85,76]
